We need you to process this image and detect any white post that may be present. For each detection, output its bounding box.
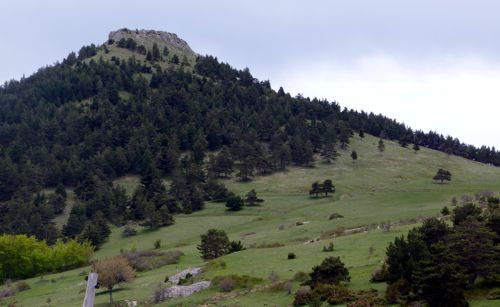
[82,272,98,307]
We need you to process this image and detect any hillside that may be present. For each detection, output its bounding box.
[2,135,500,306]
[1,29,500,306]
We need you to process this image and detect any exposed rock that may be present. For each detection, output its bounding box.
[168,267,202,284]
[108,28,194,53]
[161,281,211,299]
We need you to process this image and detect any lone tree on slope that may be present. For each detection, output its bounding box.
[378,138,385,153]
[92,257,135,305]
[433,168,452,184]
[351,150,358,162]
[197,229,230,260]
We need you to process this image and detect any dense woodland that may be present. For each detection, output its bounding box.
[1,41,500,247]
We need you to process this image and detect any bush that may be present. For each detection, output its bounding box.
[268,281,293,294]
[0,287,16,299]
[329,213,344,220]
[178,273,193,285]
[288,252,296,259]
[385,278,410,304]
[305,257,350,288]
[441,206,450,216]
[218,277,236,292]
[228,240,245,253]
[16,281,30,292]
[124,250,183,271]
[322,242,334,252]
[154,239,161,249]
[312,284,350,304]
[225,195,244,211]
[293,271,309,282]
[293,286,313,306]
[212,274,263,292]
[370,264,387,283]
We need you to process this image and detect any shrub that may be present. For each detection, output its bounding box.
[178,273,193,285]
[268,281,292,294]
[212,274,263,291]
[312,283,350,304]
[322,242,334,252]
[385,278,410,304]
[154,239,161,249]
[370,264,387,283]
[0,287,16,299]
[225,195,244,211]
[124,250,183,271]
[16,281,30,292]
[305,257,350,288]
[441,206,450,216]
[293,286,311,306]
[228,240,245,253]
[218,277,236,292]
[257,242,284,248]
[293,271,309,282]
[288,252,296,259]
[329,213,344,220]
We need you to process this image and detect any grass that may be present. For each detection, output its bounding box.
[5,134,500,306]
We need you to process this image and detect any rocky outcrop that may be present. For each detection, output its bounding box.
[168,267,202,284]
[108,28,194,53]
[160,281,211,299]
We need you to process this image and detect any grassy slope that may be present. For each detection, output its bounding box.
[3,134,500,306]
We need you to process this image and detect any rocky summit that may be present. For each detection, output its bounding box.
[108,28,195,53]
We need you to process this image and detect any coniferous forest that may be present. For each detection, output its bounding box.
[1,38,500,244]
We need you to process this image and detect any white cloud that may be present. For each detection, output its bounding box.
[273,54,500,148]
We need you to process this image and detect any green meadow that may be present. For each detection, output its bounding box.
[2,134,500,306]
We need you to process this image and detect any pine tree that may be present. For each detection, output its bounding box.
[81,211,110,248]
[63,203,87,237]
[447,217,500,285]
[378,138,385,153]
[351,150,358,162]
[309,181,321,198]
[152,43,161,61]
[197,229,230,260]
[413,142,420,153]
[245,189,263,206]
[321,142,338,164]
[171,54,180,64]
[322,179,335,196]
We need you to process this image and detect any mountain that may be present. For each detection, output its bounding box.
[1,29,500,306]
[1,28,499,238]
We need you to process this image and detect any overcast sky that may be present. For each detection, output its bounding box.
[1,0,499,148]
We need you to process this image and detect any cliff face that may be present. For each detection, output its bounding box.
[108,28,195,54]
